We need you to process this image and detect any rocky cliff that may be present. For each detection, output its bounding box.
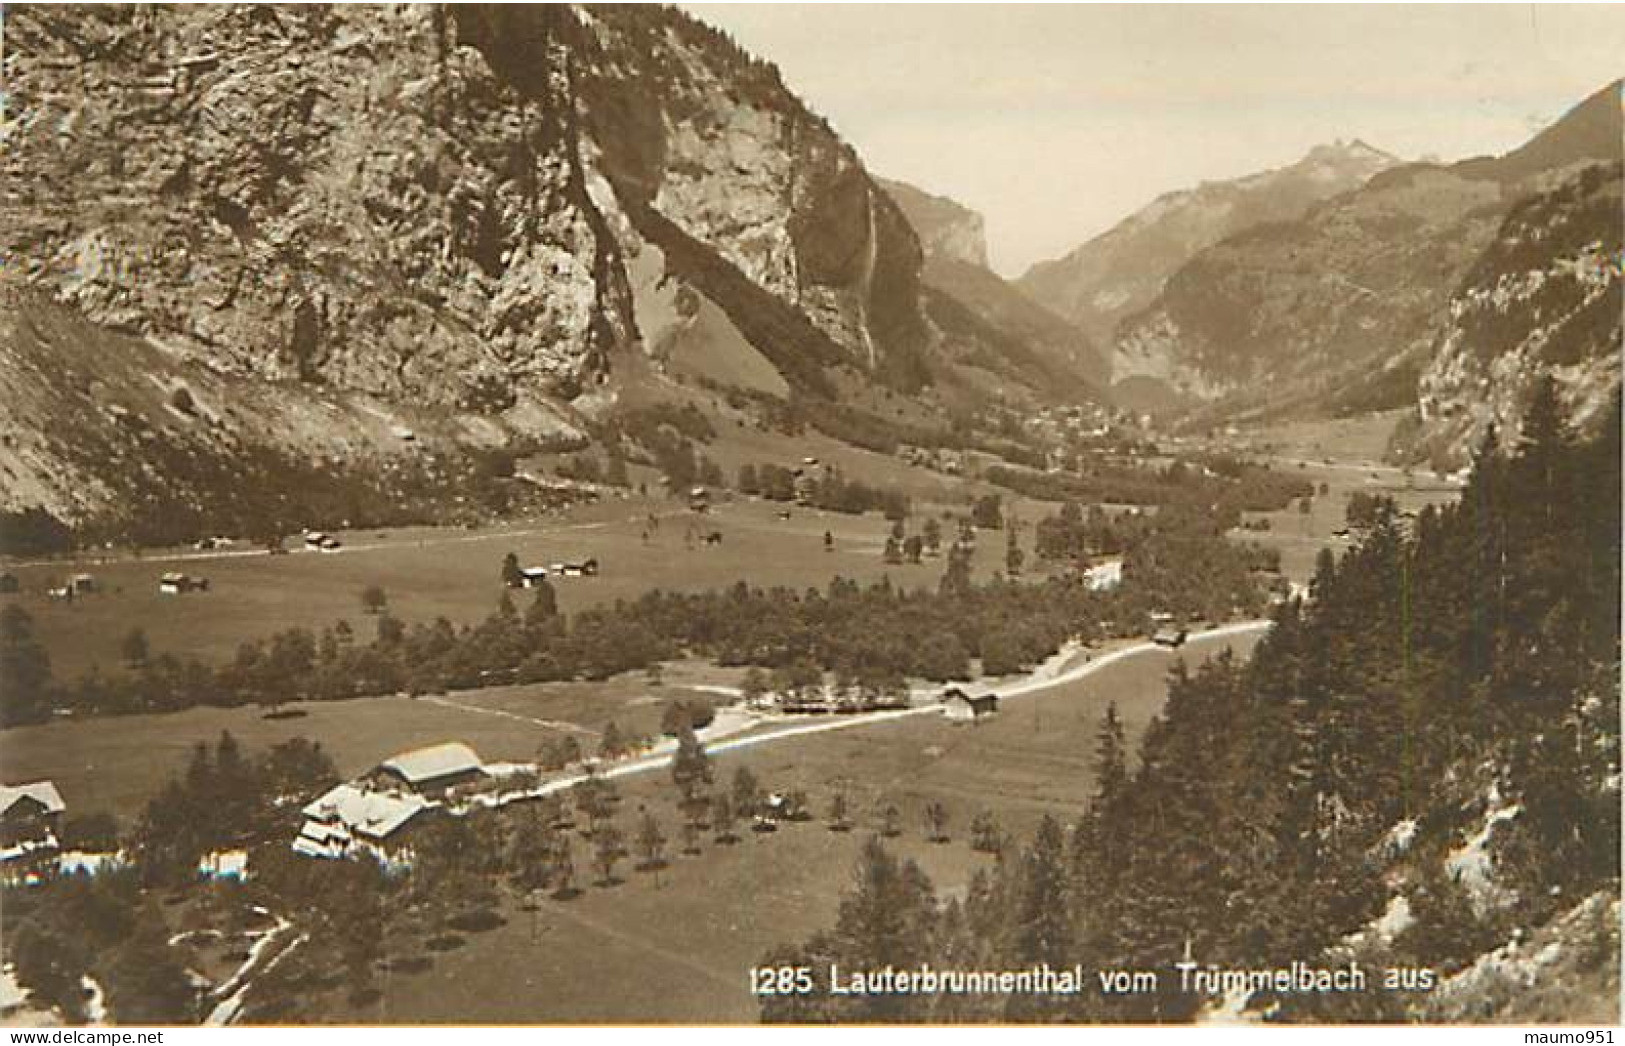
[0,4,955,532]
[875,178,988,269]
[1112,81,1622,426]
[1404,162,1622,468]
[1019,140,1399,348]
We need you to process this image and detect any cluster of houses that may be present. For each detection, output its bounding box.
[2,779,245,884]
[293,742,489,864]
[507,559,599,588]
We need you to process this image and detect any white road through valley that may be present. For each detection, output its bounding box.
[478,619,1273,806]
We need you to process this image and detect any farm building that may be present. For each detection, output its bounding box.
[198,849,249,881]
[294,783,430,861]
[372,742,487,794]
[940,688,999,722]
[518,567,550,588]
[1,781,65,874]
[549,558,599,578]
[159,572,209,594]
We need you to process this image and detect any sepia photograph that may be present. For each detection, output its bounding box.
[0,1,1620,1032]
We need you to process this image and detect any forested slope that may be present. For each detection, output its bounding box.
[764,377,1621,1023]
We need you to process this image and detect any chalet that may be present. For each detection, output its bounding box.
[294,783,429,861]
[1152,626,1188,648]
[1,781,65,872]
[518,567,550,588]
[940,688,999,722]
[372,742,486,795]
[198,849,249,881]
[1083,558,1123,593]
[159,572,208,594]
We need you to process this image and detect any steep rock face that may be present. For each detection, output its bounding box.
[1408,163,1622,467]
[1019,140,1399,347]
[1113,80,1622,424]
[875,178,989,269]
[1,3,945,528]
[455,5,933,393]
[877,179,1108,398]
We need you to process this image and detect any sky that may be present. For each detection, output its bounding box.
[684,4,1625,276]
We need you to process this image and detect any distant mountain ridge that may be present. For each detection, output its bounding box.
[1111,79,1623,429]
[1018,139,1401,347]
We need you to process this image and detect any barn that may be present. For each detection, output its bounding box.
[939,688,999,722]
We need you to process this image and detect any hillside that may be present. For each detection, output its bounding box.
[1113,80,1622,425]
[1,5,1076,544]
[1019,140,1399,348]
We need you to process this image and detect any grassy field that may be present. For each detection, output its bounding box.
[1233,461,1459,583]
[0,662,745,827]
[307,629,1261,1024]
[4,491,1039,680]
[1229,408,1416,464]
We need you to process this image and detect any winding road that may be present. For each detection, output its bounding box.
[476,619,1273,806]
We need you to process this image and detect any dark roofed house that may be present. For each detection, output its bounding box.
[1,781,65,874]
[940,688,999,722]
[371,742,486,795]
